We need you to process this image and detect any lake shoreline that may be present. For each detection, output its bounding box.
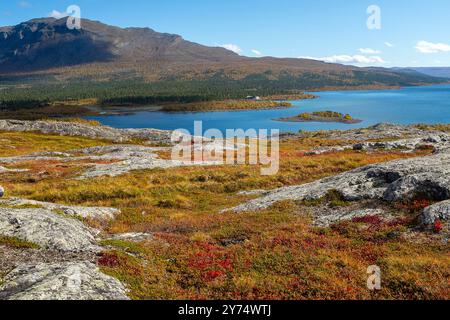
[83,84,450,132]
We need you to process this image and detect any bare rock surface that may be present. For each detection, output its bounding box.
[78,145,223,179]
[420,200,450,225]
[230,151,450,213]
[0,119,172,143]
[0,151,75,164]
[0,166,28,174]
[305,134,450,156]
[237,190,270,196]
[0,261,129,300]
[313,208,388,227]
[0,144,223,179]
[106,232,153,242]
[124,128,174,144]
[300,123,437,141]
[0,246,97,276]
[0,119,129,142]
[0,197,119,220]
[352,134,450,152]
[0,208,100,252]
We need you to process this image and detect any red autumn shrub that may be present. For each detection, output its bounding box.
[434,219,443,233]
[352,215,383,225]
[98,252,120,267]
[396,198,431,213]
[302,236,327,250]
[271,236,296,247]
[187,243,233,282]
[387,216,412,227]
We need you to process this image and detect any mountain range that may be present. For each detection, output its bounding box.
[0,16,448,113]
[402,68,450,79]
[0,18,442,81]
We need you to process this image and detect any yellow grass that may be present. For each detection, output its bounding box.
[0,131,447,300]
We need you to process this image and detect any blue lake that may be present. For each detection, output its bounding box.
[87,84,450,134]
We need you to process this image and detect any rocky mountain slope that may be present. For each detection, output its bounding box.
[0,18,442,86]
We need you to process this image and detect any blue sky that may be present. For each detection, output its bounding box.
[1,0,450,67]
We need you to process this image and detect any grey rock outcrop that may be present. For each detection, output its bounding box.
[420,200,450,225]
[0,144,223,179]
[0,197,119,220]
[305,134,450,156]
[0,119,173,143]
[124,128,173,144]
[0,261,129,300]
[106,232,153,242]
[314,208,387,227]
[0,119,129,142]
[352,134,450,152]
[307,123,435,141]
[0,208,100,252]
[78,145,222,179]
[230,151,450,213]
[0,166,28,174]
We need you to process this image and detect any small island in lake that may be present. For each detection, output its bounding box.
[276,111,362,124]
[160,99,293,112]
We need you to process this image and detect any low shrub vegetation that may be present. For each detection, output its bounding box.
[0,131,447,300]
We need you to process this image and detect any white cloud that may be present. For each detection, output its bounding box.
[48,10,68,19]
[300,54,386,65]
[220,44,242,55]
[359,48,381,54]
[385,42,394,48]
[415,41,450,54]
[18,1,31,8]
[251,49,263,56]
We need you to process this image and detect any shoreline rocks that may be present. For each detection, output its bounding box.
[0,119,173,143]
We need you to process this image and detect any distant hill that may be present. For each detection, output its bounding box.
[0,18,445,105]
[401,67,450,79]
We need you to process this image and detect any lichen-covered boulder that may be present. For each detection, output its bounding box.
[0,208,100,252]
[230,151,450,213]
[420,200,450,225]
[0,261,129,300]
[0,198,119,221]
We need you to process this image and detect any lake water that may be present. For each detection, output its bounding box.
[87,84,450,134]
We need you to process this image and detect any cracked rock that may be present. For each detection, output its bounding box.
[230,151,450,213]
[106,232,153,242]
[0,197,119,221]
[0,261,129,300]
[420,200,450,225]
[0,208,100,252]
[314,208,387,227]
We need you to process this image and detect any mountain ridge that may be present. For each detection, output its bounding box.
[0,17,445,104]
[396,67,450,79]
